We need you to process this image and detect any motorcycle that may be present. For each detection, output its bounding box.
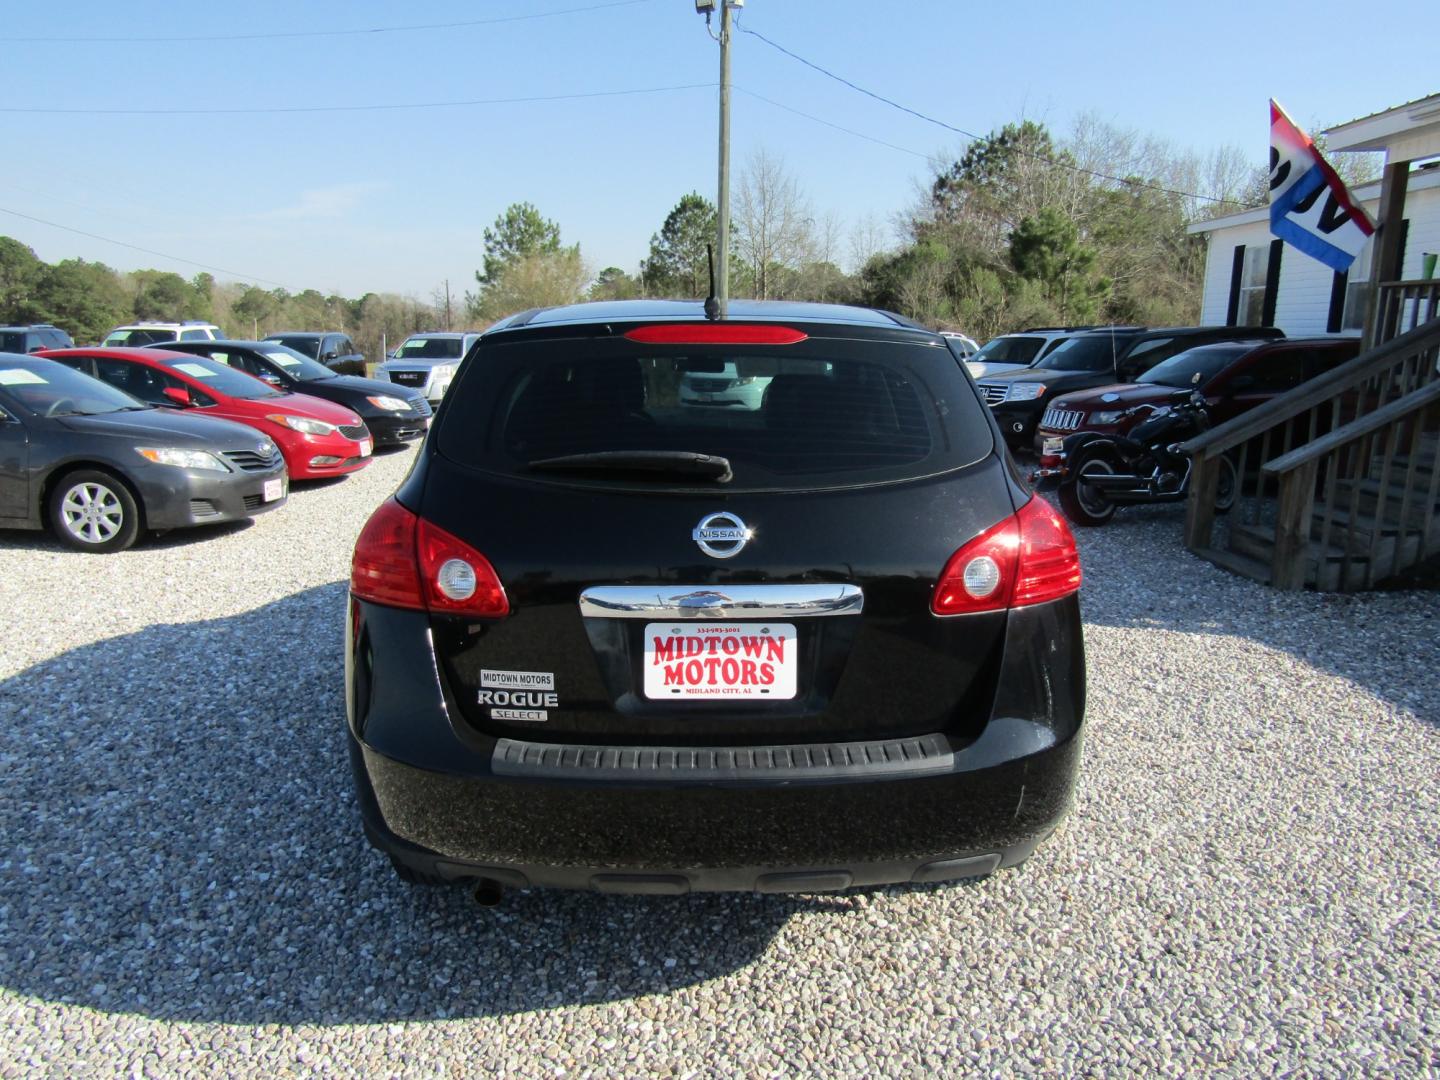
[1030,388,1237,527]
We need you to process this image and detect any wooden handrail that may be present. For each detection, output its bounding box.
[1180,316,1440,459]
[1260,380,1440,476]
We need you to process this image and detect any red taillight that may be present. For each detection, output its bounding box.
[415,517,509,617]
[1012,496,1082,606]
[931,497,1081,615]
[350,498,422,609]
[623,324,808,345]
[350,497,509,617]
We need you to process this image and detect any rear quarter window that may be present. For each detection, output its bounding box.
[436,332,994,492]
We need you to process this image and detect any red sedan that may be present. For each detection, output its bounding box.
[41,348,373,480]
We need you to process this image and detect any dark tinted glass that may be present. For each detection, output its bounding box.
[257,345,333,381]
[437,336,992,491]
[266,335,321,358]
[1138,344,1253,388]
[107,328,178,346]
[0,359,145,415]
[92,358,190,406]
[158,355,282,398]
[1240,350,1307,392]
[397,337,464,359]
[973,335,1044,364]
[0,333,24,353]
[1036,334,1136,372]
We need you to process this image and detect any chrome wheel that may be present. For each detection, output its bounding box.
[1059,453,1119,527]
[1074,458,1116,518]
[60,481,125,544]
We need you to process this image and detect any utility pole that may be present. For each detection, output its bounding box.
[698,1,739,318]
[715,1,733,318]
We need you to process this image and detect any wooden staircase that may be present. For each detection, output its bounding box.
[1182,285,1440,591]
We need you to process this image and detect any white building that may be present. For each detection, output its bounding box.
[1188,95,1440,339]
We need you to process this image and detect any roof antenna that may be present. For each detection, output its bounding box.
[703,244,721,321]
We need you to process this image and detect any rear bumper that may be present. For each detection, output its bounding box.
[346,594,1085,893]
[352,724,1078,893]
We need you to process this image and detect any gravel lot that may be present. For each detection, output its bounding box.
[1,444,1436,1078]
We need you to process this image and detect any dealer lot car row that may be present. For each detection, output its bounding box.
[0,356,289,552]
[0,343,433,552]
[970,324,1361,453]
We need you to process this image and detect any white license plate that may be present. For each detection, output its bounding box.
[642,622,797,700]
[262,478,284,502]
[358,439,372,457]
[1042,437,1065,456]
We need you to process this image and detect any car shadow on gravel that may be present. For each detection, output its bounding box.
[0,583,849,1025]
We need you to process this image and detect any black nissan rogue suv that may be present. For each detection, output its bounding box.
[346,300,1086,897]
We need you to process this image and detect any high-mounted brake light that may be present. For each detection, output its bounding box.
[931,497,1081,615]
[623,324,808,346]
[351,497,509,617]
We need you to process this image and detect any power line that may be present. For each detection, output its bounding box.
[0,82,714,117]
[734,86,930,160]
[9,0,653,43]
[737,24,1224,204]
[0,206,296,290]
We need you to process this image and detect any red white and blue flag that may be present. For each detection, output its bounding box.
[1269,100,1375,273]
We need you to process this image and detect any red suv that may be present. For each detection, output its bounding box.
[1034,337,1360,453]
[42,348,373,480]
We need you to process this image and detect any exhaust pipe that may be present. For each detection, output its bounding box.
[472,878,504,907]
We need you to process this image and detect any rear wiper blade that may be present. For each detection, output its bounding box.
[528,450,733,482]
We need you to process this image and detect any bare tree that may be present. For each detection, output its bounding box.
[734,149,814,300]
[431,279,454,330]
[848,213,892,272]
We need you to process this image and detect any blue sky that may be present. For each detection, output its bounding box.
[0,0,1435,300]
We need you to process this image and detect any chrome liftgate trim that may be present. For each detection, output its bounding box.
[578,584,864,620]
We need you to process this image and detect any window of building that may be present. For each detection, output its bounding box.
[1341,237,1374,332]
[1238,246,1268,326]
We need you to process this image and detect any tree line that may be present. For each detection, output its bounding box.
[467,115,1324,337]
[0,114,1378,355]
[0,236,447,362]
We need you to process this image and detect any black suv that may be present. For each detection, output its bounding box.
[978,325,1285,450]
[261,332,366,375]
[346,300,1086,897]
[0,324,74,353]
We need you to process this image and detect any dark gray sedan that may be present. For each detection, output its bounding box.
[0,355,288,552]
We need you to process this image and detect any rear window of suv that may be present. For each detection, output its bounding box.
[436,333,993,492]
